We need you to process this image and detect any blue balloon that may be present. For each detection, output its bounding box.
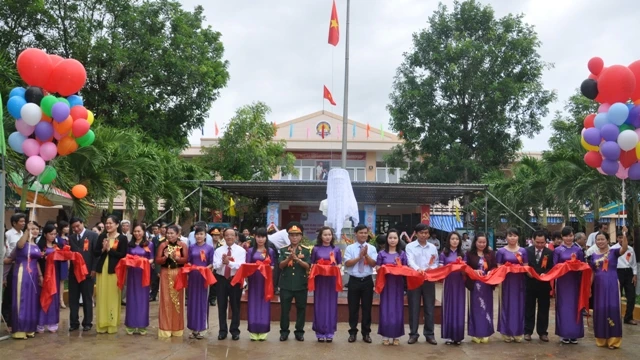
[67,95,83,108]
[7,96,27,119]
[608,102,629,126]
[7,132,26,154]
[9,87,25,99]
[594,112,609,129]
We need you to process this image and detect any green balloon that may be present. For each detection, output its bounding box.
[619,124,634,132]
[77,130,95,147]
[40,95,58,117]
[38,166,57,185]
[57,97,70,107]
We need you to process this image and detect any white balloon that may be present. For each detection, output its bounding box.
[20,103,42,126]
[617,130,639,151]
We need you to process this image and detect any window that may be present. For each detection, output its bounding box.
[376,168,386,182]
[347,168,355,181]
[301,167,312,180]
[356,168,365,181]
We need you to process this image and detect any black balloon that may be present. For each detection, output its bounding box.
[25,86,44,104]
[580,79,598,100]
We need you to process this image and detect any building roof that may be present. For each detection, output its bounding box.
[195,180,488,205]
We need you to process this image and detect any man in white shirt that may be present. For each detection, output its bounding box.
[343,224,378,343]
[611,232,638,325]
[460,233,472,254]
[405,223,439,345]
[586,222,607,248]
[2,213,26,332]
[213,228,246,340]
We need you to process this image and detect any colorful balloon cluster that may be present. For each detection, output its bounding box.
[580,57,640,180]
[6,48,94,197]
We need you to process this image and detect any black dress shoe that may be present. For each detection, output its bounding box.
[232,334,240,341]
[280,335,288,341]
[209,300,216,306]
[295,334,304,341]
[82,325,92,331]
[426,337,437,345]
[408,336,418,344]
[363,335,372,343]
[218,334,227,340]
[348,335,356,343]
[326,338,333,343]
[69,326,79,332]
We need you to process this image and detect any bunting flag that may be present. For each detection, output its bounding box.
[289,124,293,138]
[380,123,384,139]
[328,0,339,46]
[214,121,219,136]
[455,205,461,223]
[352,123,356,138]
[307,126,310,139]
[229,197,236,217]
[366,123,370,138]
[272,122,278,135]
[323,85,336,105]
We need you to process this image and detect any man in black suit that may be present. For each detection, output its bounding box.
[68,217,100,332]
[524,230,554,342]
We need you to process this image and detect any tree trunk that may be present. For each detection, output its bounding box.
[132,197,139,222]
[541,208,548,227]
[108,197,114,213]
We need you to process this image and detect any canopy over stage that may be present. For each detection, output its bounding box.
[195,180,488,205]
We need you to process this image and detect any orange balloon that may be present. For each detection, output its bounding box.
[71,184,88,199]
[57,136,78,156]
[41,112,52,123]
[53,116,73,135]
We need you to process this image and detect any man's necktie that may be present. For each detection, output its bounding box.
[536,249,541,262]
[224,246,232,279]
[358,245,365,272]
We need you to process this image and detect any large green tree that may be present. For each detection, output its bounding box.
[386,0,555,189]
[199,102,296,181]
[0,0,229,149]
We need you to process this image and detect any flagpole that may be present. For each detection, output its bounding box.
[340,0,350,169]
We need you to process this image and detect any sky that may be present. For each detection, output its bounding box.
[181,0,638,151]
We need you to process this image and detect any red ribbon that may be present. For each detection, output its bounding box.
[375,264,424,294]
[308,259,343,292]
[174,264,217,291]
[420,259,592,323]
[230,259,274,301]
[40,245,89,312]
[115,254,151,290]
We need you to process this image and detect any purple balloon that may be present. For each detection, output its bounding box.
[629,106,640,128]
[600,141,621,160]
[34,121,54,141]
[601,159,619,175]
[629,162,640,180]
[600,124,620,142]
[582,127,601,146]
[51,102,70,122]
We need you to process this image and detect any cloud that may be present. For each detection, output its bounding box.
[182,0,638,152]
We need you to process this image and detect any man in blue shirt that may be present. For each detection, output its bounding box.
[343,224,378,343]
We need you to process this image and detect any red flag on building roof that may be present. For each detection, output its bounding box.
[323,85,336,106]
[328,0,339,46]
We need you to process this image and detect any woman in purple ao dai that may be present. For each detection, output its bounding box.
[246,227,276,341]
[310,226,342,342]
[124,225,155,335]
[12,221,43,340]
[440,231,466,345]
[376,229,408,346]
[187,227,215,339]
[495,228,528,343]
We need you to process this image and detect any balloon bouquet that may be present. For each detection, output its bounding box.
[6,48,93,199]
[580,58,640,180]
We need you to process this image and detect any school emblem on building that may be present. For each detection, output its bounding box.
[316,121,331,137]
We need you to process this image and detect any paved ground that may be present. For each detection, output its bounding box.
[1,290,638,360]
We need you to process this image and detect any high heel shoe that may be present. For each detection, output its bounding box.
[60,301,67,309]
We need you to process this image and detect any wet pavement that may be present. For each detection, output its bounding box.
[1,291,638,360]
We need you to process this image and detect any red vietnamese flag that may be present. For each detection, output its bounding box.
[366,123,371,138]
[214,121,219,136]
[323,85,336,105]
[328,0,339,46]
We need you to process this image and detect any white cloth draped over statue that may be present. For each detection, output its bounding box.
[326,168,359,238]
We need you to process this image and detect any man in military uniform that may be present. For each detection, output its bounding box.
[278,222,311,341]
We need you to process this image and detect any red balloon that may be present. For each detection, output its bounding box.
[49,54,64,67]
[588,57,604,76]
[597,65,636,104]
[46,59,87,96]
[16,48,53,88]
[620,149,638,168]
[69,106,88,121]
[72,119,90,138]
[584,151,603,168]
[628,60,640,101]
[583,114,596,128]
